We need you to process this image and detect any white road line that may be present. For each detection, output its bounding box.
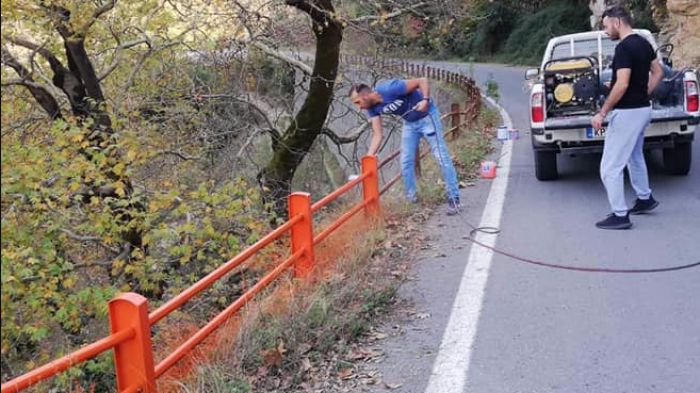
[424,96,514,393]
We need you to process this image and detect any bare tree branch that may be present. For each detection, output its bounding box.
[98,37,151,81]
[154,150,201,161]
[93,0,117,19]
[59,228,102,242]
[321,123,370,144]
[248,40,312,75]
[2,46,63,119]
[186,92,284,138]
[350,2,429,23]
[3,35,64,70]
[285,0,330,25]
[1,77,52,92]
[117,32,190,99]
[236,129,279,158]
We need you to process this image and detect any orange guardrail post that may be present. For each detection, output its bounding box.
[361,156,380,217]
[289,192,314,278]
[109,293,156,393]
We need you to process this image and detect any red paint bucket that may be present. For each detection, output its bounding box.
[480,160,497,179]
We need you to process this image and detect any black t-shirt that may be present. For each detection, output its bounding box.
[611,34,655,109]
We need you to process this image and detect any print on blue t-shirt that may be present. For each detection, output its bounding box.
[366,80,431,122]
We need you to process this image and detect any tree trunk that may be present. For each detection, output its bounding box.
[259,0,343,214]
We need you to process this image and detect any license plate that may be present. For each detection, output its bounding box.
[586,127,606,138]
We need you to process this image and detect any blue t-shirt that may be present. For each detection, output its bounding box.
[366,80,430,122]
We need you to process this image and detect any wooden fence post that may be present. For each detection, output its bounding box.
[451,103,461,140]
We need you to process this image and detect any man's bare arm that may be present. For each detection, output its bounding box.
[593,68,631,130]
[601,68,631,116]
[404,77,430,99]
[367,116,383,156]
[648,59,664,96]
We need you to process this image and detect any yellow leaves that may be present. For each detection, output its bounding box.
[179,245,192,265]
[63,277,75,289]
[126,148,138,162]
[112,162,126,176]
[112,259,125,276]
[71,133,85,143]
[113,181,126,197]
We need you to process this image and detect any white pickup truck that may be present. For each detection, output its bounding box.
[525,29,699,180]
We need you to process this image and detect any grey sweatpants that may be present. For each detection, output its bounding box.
[600,106,653,216]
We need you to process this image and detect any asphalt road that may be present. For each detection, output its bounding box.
[367,62,700,393]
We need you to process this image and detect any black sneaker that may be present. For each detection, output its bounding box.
[446,198,462,216]
[629,195,659,215]
[595,213,632,230]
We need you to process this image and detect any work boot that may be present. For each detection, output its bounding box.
[629,195,659,215]
[595,213,632,230]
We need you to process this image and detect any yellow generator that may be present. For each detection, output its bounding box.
[542,56,599,117]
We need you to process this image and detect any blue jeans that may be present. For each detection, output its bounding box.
[401,106,460,202]
[600,106,653,216]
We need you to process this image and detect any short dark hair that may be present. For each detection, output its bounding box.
[348,83,371,97]
[602,5,633,26]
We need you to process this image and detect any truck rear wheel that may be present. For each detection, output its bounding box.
[663,142,691,175]
[534,150,558,180]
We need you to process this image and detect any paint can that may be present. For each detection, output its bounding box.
[480,160,497,179]
[497,126,509,141]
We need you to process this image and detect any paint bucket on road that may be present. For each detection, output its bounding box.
[480,160,497,179]
[509,129,520,140]
[497,126,509,142]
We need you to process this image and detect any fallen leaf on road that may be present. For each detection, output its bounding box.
[301,357,312,372]
[261,349,282,368]
[385,382,403,390]
[338,368,355,379]
[370,331,389,340]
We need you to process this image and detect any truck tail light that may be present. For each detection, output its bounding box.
[531,92,545,123]
[686,80,699,112]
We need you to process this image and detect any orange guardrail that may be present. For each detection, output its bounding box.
[1,62,481,393]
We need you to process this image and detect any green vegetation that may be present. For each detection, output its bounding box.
[453,0,591,65]
[380,0,661,66]
[500,2,592,65]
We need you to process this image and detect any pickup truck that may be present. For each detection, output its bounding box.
[525,29,699,180]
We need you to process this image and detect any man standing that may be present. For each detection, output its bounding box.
[349,78,461,215]
[592,5,664,230]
